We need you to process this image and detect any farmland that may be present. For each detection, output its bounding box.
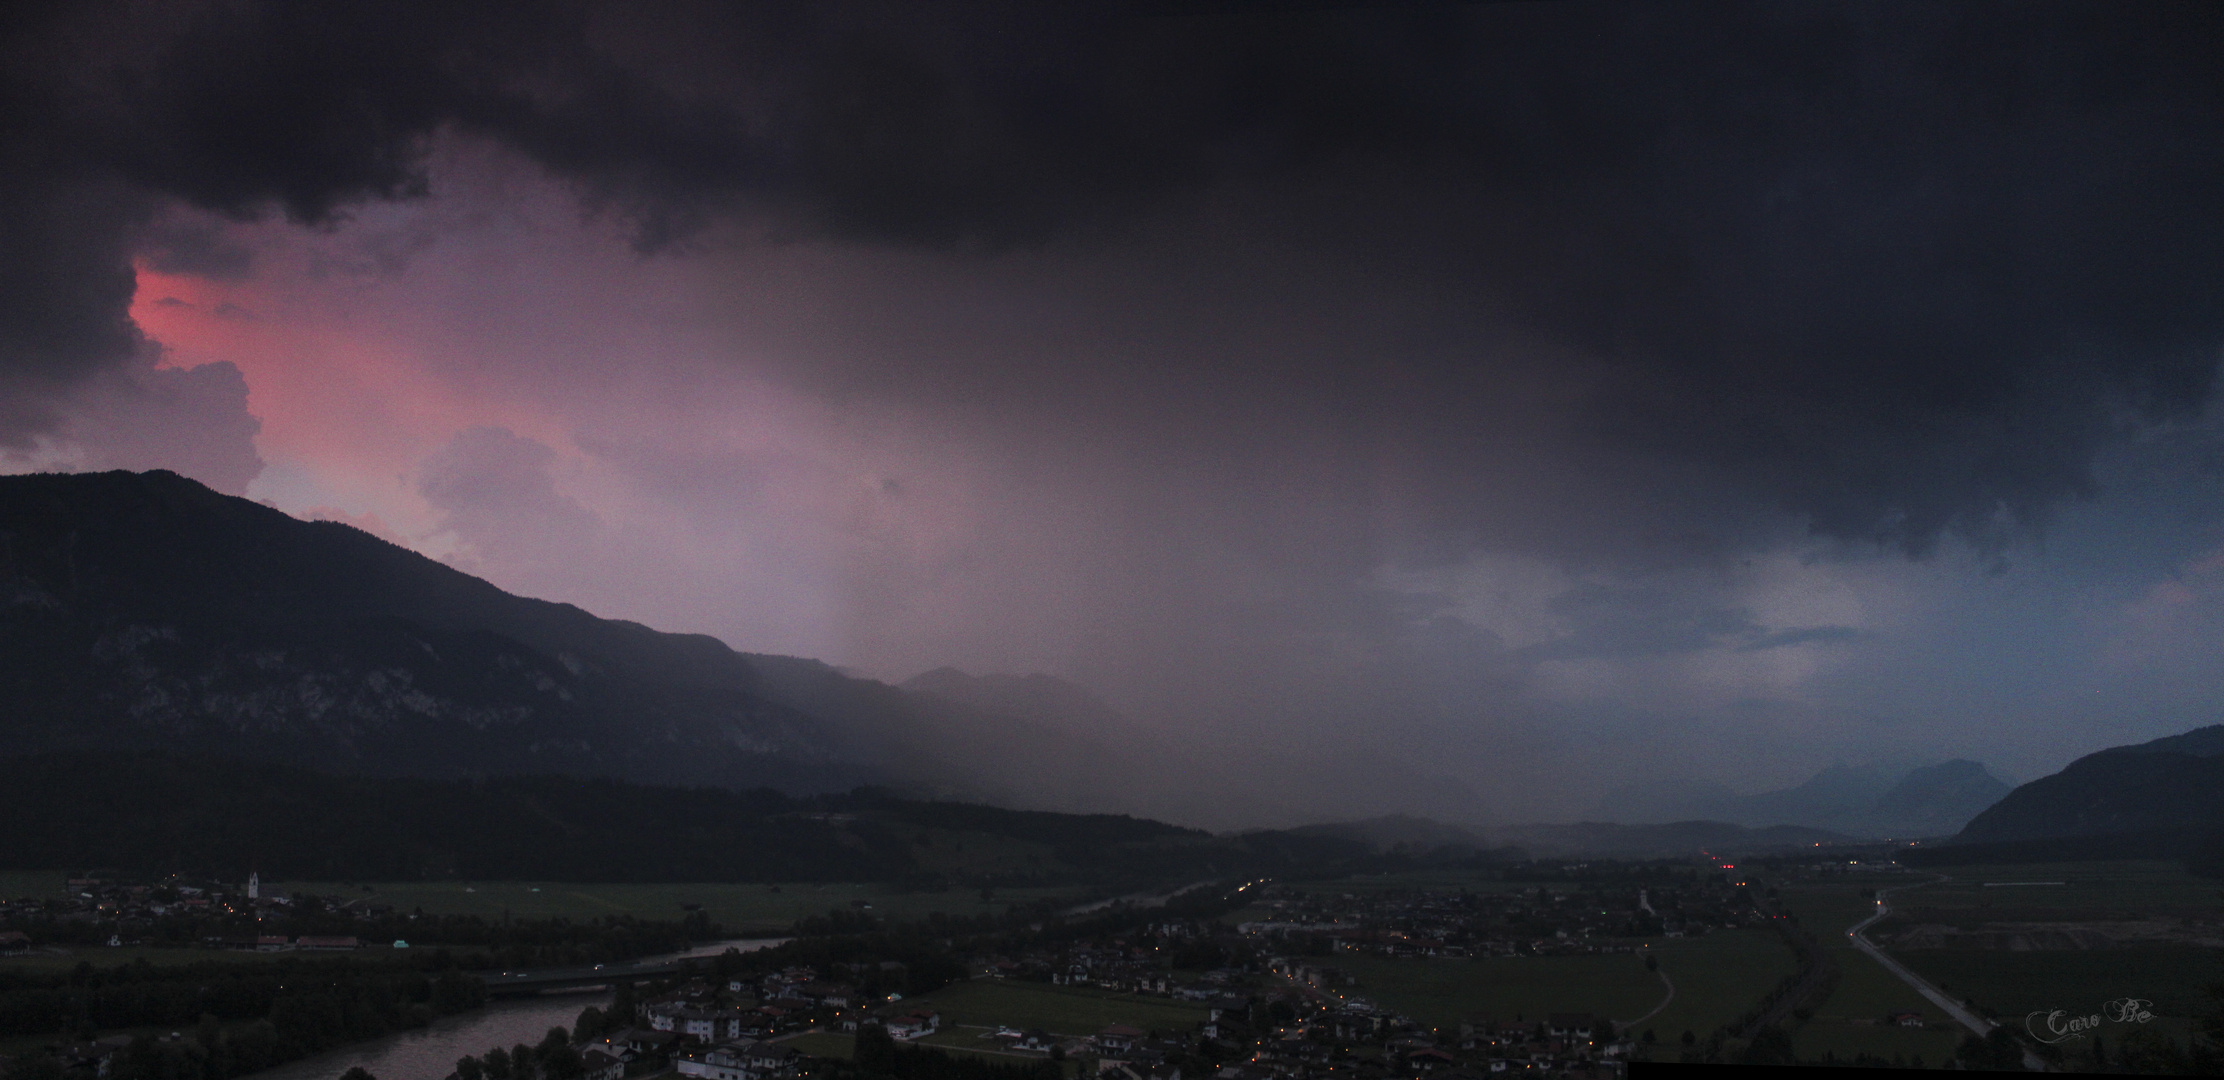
[899,979,1209,1037]
[272,880,1084,933]
[1774,880,1965,1064]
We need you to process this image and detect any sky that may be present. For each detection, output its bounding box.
[4,0,2224,824]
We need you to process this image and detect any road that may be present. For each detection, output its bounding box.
[1061,878,1226,916]
[1847,877,2046,1072]
[1619,969,1674,1031]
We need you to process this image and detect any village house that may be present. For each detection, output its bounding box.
[883,1009,941,1040]
[581,1047,626,1080]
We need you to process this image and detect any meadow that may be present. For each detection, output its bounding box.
[1774,881,1967,1064]
[1631,930,1802,1043]
[896,979,1209,1038]
[1891,860,2222,921]
[1882,860,2223,1026]
[0,945,358,974]
[0,872,70,899]
[1892,947,2221,1024]
[1319,950,1662,1033]
[1763,860,2224,1064]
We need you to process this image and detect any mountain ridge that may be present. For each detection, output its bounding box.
[0,469,1490,831]
[1952,724,2224,844]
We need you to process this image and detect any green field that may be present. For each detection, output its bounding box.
[1892,947,2222,1023]
[1892,861,2221,919]
[1632,931,1801,1044]
[1775,882,1965,1064]
[271,880,1082,932]
[1881,860,2224,1026]
[898,980,1207,1038]
[0,945,369,974]
[0,872,71,900]
[1323,951,1661,1034]
[1774,862,2224,1064]
[1256,930,1792,1045]
[1275,872,1533,897]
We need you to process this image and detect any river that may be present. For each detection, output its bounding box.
[246,938,786,1080]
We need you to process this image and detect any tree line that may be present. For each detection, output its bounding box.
[1,956,483,1080]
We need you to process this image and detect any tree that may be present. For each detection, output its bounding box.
[573,1006,607,1043]
[456,1055,485,1080]
[341,1069,377,1080]
[856,1023,899,1074]
[1740,1026,1795,1067]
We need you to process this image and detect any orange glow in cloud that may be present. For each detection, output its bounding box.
[129,262,572,523]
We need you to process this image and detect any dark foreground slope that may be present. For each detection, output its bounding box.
[1903,724,2224,867]
[1954,725,2224,843]
[0,752,1409,886]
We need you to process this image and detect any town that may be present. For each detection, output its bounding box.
[0,862,1866,1079]
[516,873,1773,1080]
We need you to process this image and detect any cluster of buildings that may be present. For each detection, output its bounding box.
[0,873,397,951]
[575,933,1638,1080]
[1188,984,1632,1080]
[578,967,873,1080]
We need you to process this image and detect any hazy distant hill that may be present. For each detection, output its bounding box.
[1587,758,2011,838]
[1867,760,2015,836]
[1284,814,1500,854]
[897,667,1494,832]
[1273,811,1848,860]
[1491,820,1849,859]
[1953,725,2224,844]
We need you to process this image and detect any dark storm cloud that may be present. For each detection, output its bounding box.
[4,0,2223,550]
[1519,581,1861,661]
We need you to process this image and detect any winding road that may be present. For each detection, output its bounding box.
[1618,968,1675,1031]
